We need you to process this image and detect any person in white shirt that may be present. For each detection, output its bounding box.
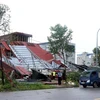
[58,71,62,85]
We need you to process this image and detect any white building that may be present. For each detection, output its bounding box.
[39,42,50,52]
[77,52,94,66]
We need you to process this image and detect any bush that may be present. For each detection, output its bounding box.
[0,84,12,91]
[66,71,81,87]
[67,71,80,82]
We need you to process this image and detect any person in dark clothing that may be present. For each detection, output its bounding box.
[62,70,66,80]
[57,71,62,85]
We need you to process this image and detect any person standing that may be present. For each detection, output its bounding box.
[58,70,62,85]
[62,70,66,81]
[52,71,56,80]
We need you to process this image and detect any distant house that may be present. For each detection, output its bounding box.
[77,52,94,66]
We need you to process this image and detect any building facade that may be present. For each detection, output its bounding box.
[77,52,94,66]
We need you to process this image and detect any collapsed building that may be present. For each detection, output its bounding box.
[0,32,65,83]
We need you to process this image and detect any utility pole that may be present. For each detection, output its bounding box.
[0,45,4,85]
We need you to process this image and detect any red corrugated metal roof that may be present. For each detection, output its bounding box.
[16,66,31,76]
[59,63,68,68]
[12,41,62,65]
[53,60,61,65]
[2,41,11,50]
[26,43,54,61]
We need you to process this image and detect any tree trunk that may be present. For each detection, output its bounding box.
[62,50,67,84]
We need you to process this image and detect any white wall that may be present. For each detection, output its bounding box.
[77,52,94,66]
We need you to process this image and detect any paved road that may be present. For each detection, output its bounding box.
[0,87,100,100]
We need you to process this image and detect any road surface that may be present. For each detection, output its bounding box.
[0,87,100,100]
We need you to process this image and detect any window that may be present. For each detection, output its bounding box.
[91,71,97,77]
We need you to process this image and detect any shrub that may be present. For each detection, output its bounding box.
[67,71,80,82]
[1,84,12,91]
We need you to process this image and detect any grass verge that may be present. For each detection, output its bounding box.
[0,82,55,92]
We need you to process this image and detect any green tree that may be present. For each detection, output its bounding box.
[48,24,75,64]
[0,4,10,85]
[48,24,75,84]
[93,47,100,66]
[0,4,10,35]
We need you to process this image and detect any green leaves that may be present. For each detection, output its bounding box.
[93,47,100,66]
[48,24,74,64]
[0,4,10,34]
[65,44,75,52]
[48,24,74,54]
[50,24,68,40]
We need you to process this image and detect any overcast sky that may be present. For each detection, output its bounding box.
[0,0,100,54]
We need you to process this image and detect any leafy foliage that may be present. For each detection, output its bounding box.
[65,45,75,52]
[1,83,12,91]
[93,47,100,66]
[0,4,10,34]
[67,71,80,82]
[48,24,74,64]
